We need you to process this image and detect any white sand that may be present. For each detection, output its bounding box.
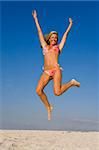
[0,130,99,150]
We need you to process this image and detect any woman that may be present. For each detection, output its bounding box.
[32,10,80,120]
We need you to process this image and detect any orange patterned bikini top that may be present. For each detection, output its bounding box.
[43,45,60,55]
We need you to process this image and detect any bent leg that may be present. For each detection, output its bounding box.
[36,73,53,120]
[53,69,80,96]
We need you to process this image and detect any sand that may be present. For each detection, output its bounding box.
[0,130,99,150]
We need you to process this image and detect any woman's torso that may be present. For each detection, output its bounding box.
[43,45,60,70]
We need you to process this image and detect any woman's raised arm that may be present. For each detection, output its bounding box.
[32,10,47,48]
[59,18,73,51]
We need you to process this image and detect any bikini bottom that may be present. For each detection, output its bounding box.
[43,64,63,77]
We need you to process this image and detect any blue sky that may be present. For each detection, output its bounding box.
[0,1,99,131]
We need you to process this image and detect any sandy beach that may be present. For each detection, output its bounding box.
[0,130,99,150]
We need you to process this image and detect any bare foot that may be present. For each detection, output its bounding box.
[47,105,53,121]
[71,79,80,87]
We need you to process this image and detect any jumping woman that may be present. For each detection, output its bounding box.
[32,10,80,120]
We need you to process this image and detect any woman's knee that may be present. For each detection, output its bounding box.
[54,90,61,96]
[36,87,43,96]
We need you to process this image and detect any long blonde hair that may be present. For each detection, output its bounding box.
[44,31,58,45]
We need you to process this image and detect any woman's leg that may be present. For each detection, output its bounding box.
[36,73,53,120]
[53,69,80,96]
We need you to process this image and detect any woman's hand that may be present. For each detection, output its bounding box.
[69,18,73,25]
[32,10,37,19]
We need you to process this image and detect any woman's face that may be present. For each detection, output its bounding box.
[49,33,58,46]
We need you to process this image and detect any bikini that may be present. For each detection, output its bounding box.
[43,45,60,55]
[42,45,63,77]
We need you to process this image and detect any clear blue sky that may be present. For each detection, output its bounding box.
[1,1,99,131]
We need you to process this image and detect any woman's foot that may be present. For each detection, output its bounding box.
[47,105,53,121]
[71,79,80,87]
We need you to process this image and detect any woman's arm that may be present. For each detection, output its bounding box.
[32,10,47,48]
[59,18,73,51]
